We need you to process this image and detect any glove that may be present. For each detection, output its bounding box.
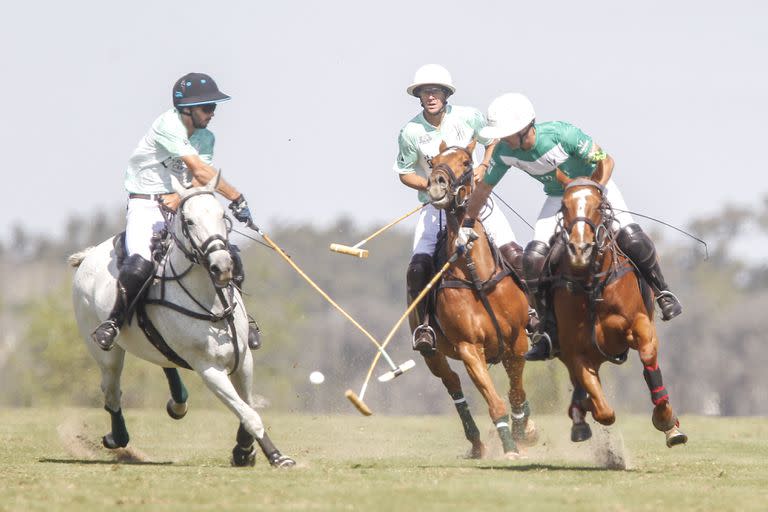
[228,195,253,224]
[456,218,478,251]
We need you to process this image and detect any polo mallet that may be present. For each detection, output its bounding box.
[330,204,425,258]
[346,249,461,416]
[246,221,415,382]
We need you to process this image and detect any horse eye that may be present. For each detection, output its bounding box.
[185,219,194,226]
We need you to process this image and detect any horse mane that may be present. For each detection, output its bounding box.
[68,247,96,268]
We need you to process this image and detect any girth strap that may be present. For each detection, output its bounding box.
[136,302,192,370]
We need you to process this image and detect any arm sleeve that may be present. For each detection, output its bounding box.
[393,128,419,174]
[468,108,492,146]
[482,150,511,187]
[558,122,594,163]
[154,116,198,158]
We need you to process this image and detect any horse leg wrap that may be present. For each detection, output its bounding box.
[493,415,518,454]
[103,406,129,449]
[163,368,188,404]
[643,363,669,405]
[451,392,480,442]
[510,400,531,440]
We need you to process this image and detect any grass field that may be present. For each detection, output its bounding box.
[0,407,766,512]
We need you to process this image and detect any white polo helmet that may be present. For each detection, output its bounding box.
[479,93,536,139]
[406,64,456,97]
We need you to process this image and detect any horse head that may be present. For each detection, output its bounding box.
[556,166,610,271]
[171,171,234,288]
[427,140,477,211]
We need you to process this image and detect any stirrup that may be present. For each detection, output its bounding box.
[92,320,120,352]
[656,290,682,321]
[247,316,262,350]
[525,331,556,361]
[412,324,436,353]
[525,307,540,336]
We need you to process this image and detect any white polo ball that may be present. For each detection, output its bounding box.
[309,371,325,385]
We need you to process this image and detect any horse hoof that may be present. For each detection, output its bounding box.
[503,450,524,460]
[270,454,296,468]
[465,443,486,459]
[102,433,128,450]
[166,398,188,420]
[231,445,256,467]
[571,422,592,443]
[665,427,688,448]
[513,420,539,447]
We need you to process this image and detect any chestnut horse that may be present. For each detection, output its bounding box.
[423,142,537,459]
[550,167,687,448]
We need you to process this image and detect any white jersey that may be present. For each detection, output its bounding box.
[394,105,490,203]
[124,108,215,194]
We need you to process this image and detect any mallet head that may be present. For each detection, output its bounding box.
[329,243,369,258]
[345,389,373,416]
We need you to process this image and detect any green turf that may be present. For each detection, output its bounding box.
[0,408,766,511]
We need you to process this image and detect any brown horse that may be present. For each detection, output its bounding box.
[420,142,537,458]
[550,166,687,448]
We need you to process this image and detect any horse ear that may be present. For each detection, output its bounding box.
[170,175,192,199]
[556,168,571,187]
[439,140,448,153]
[466,139,477,155]
[591,164,609,186]
[204,169,222,192]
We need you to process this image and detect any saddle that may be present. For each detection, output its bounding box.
[112,231,191,369]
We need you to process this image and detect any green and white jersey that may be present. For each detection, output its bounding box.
[124,108,215,194]
[394,105,490,203]
[484,121,595,196]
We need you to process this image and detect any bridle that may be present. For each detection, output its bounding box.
[169,190,231,269]
[558,178,611,254]
[427,146,475,211]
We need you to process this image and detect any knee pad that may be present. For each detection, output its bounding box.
[120,254,154,290]
[522,241,549,284]
[407,253,434,295]
[616,223,656,266]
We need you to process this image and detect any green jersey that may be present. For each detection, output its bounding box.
[124,108,215,194]
[484,121,596,196]
[394,105,490,203]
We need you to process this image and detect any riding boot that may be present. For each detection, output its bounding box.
[92,254,154,351]
[616,224,682,321]
[499,241,540,334]
[521,240,560,361]
[231,246,262,350]
[407,253,436,353]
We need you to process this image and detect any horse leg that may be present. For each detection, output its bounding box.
[574,361,615,425]
[568,382,592,442]
[87,343,130,449]
[163,367,189,420]
[634,317,688,447]
[501,331,538,446]
[457,342,519,458]
[222,355,296,468]
[422,350,485,459]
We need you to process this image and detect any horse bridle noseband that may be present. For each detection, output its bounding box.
[428,146,475,210]
[559,178,610,251]
[174,190,231,267]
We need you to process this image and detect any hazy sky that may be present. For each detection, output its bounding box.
[2,0,766,247]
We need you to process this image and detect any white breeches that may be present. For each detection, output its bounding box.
[125,198,166,259]
[532,179,635,243]
[412,198,517,256]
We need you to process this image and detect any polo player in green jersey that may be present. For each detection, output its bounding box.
[456,93,682,361]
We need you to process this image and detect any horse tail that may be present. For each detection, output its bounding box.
[67,247,96,268]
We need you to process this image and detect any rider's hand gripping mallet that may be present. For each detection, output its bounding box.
[247,221,415,385]
[345,250,461,416]
[329,204,425,258]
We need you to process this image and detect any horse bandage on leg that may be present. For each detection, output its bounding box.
[451,391,480,441]
[643,363,669,405]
